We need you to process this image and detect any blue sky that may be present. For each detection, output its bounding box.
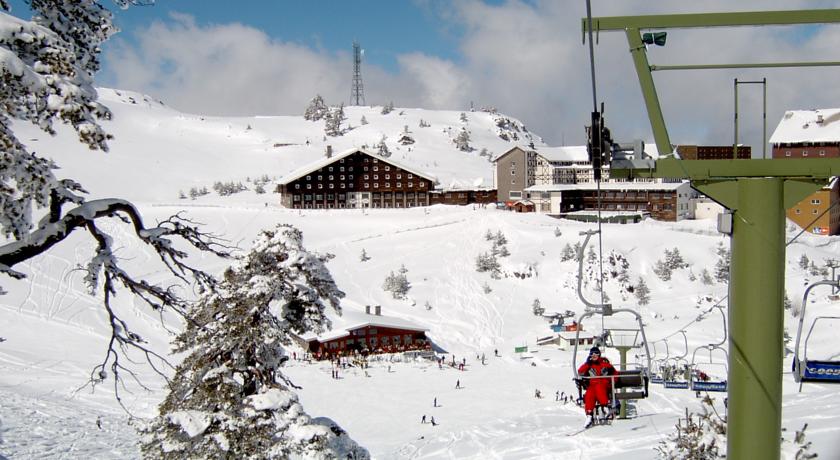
[6,0,840,149]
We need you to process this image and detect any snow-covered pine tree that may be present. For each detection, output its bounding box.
[485,229,495,241]
[634,277,651,306]
[799,254,810,270]
[475,252,501,279]
[653,259,673,281]
[454,128,472,151]
[324,104,346,137]
[532,298,545,316]
[554,227,562,237]
[304,94,329,121]
[382,268,410,299]
[0,1,233,395]
[360,115,368,125]
[381,101,394,115]
[664,248,689,270]
[459,112,468,123]
[714,243,730,283]
[140,224,368,459]
[359,248,370,262]
[377,135,390,157]
[700,268,714,285]
[561,243,576,262]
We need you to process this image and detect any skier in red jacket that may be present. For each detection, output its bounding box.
[577,346,617,425]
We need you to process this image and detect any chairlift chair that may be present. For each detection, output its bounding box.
[663,331,691,389]
[793,279,840,390]
[570,230,652,420]
[690,344,728,393]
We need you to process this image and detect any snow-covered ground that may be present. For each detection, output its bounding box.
[2,91,839,459]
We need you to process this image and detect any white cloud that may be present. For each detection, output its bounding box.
[102,2,840,151]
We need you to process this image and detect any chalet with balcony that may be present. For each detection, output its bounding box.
[297,306,431,360]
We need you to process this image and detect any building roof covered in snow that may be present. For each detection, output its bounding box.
[299,308,429,343]
[769,108,840,144]
[277,147,437,186]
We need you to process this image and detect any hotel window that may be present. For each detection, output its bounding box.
[397,183,402,188]
[408,174,413,179]
[306,184,312,189]
[803,151,809,157]
[813,209,819,214]
[363,166,368,171]
[329,184,334,189]
[349,166,353,171]
[812,199,821,205]
[304,194,312,200]
[339,159,344,163]
[329,175,333,180]
[397,174,402,179]
[374,166,379,171]
[364,175,369,180]
[340,175,345,180]
[374,183,379,188]
[349,175,353,180]
[785,150,792,157]
[511,170,516,175]
[340,183,346,189]
[385,174,390,179]
[408,182,414,188]
[420,183,425,188]
[295,184,300,189]
[795,209,801,214]
[385,183,390,187]
[306,175,311,180]
[364,183,370,188]
[328,167,333,172]
[373,159,378,163]
[340,167,345,172]
[293,195,301,201]
[317,175,322,180]
[820,150,826,156]
[318,184,323,189]
[385,166,390,171]
[327,194,334,200]
[511,179,516,185]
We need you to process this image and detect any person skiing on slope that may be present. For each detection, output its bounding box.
[576,346,617,426]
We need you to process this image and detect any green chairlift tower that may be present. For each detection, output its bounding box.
[581,9,840,460]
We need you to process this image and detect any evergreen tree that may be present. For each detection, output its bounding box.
[494,231,508,246]
[381,101,394,115]
[587,246,597,265]
[485,229,495,241]
[700,268,714,285]
[459,112,468,123]
[303,94,329,121]
[554,227,562,237]
[454,128,472,151]
[377,135,390,157]
[712,242,731,283]
[324,104,346,137]
[799,254,810,270]
[653,259,673,282]
[482,282,492,294]
[475,252,501,279]
[424,300,432,310]
[360,115,368,125]
[382,269,410,299]
[634,277,651,306]
[140,224,368,459]
[532,298,545,316]
[561,243,576,262]
[359,249,370,262]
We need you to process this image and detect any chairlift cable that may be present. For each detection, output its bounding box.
[584,0,608,329]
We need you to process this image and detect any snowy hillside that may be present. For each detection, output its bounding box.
[2,89,840,459]
[12,88,540,204]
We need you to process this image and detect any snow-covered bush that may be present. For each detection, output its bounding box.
[561,243,576,262]
[140,224,368,459]
[656,397,725,459]
[381,101,394,115]
[377,135,390,157]
[324,104,346,137]
[454,128,472,152]
[213,181,248,196]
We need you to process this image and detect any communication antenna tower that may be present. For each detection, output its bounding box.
[351,40,366,106]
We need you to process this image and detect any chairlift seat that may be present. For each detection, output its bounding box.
[650,377,664,384]
[614,390,647,400]
[664,381,689,389]
[691,380,727,392]
[797,359,840,382]
[613,370,645,389]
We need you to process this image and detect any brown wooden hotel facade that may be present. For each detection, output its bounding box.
[277,148,437,209]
